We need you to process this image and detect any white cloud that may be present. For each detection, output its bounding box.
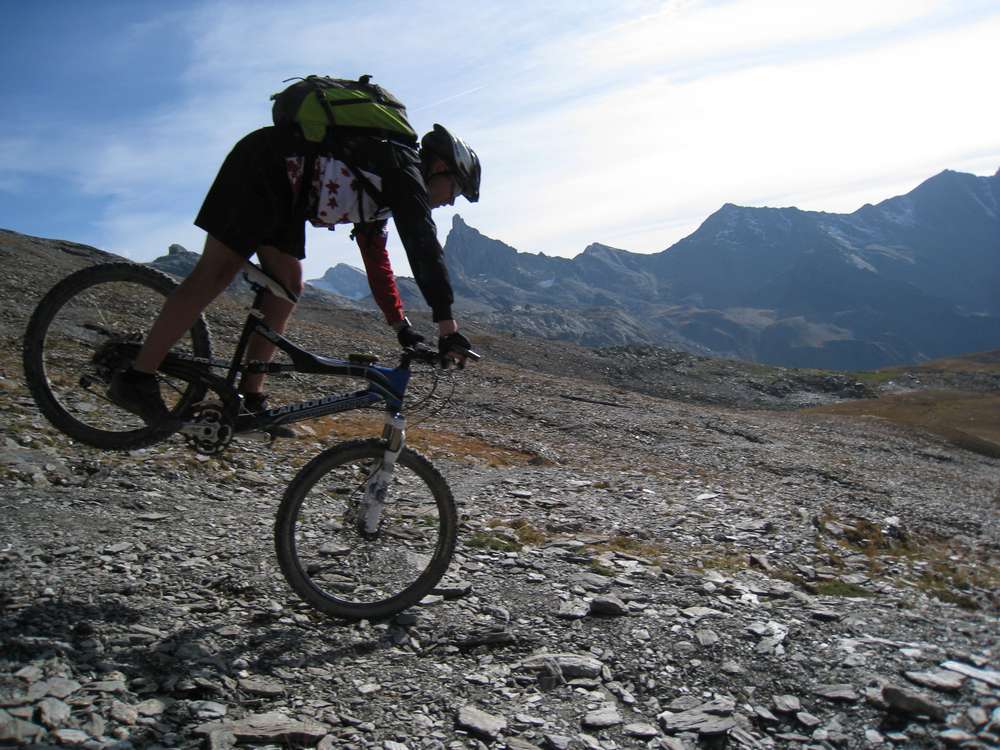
[468,9,1000,255]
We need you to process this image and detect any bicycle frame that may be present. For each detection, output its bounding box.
[152,287,419,437]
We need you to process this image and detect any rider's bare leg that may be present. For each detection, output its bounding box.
[238,246,302,396]
[133,235,245,373]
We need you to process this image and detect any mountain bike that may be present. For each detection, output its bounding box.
[22,261,479,620]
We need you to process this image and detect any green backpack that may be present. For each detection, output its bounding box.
[271,74,418,146]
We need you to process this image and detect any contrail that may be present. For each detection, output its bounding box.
[411,85,489,113]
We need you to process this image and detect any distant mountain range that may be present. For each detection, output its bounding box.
[408,168,999,370]
[158,167,1000,371]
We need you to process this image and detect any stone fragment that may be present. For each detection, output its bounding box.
[813,683,858,702]
[796,711,821,728]
[666,696,702,712]
[44,677,81,699]
[83,712,106,738]
[89,679,126,693]
[456,705,506,740]
[0,708,45,743]
[516,653,603,679]
[682,606,724,621]
[940,661,1000,688]
[239,677,285,697]
[695,629,719,647]
[52,727,90,745]
[582,704,622,728]
[191,700,228,720]
[36,696,71,727]
[623,722,659,738]
[753,705,778,722]
[589,595,628,616]
[810,608,842,622]
[967,706,989,726]
[881,685,946,721]
[432,580,473,599]
[14,666,43,683]
[136,698,168,716]
[196,712,328,744]
[938,728,976,744]
[556,600,589,619]
[505,737,542,750]
[544,734,573,750]
[904,670,965,692]
[110,700,138,725]
[721,660,744,675]
[658,698,736,736]
[773,695,801,713]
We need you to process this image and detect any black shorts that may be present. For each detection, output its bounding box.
[194,126,306,259]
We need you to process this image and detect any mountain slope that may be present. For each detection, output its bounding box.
[436,169,1000,369]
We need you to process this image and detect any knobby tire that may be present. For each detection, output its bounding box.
[275,438,457,621]
[22,262,212,450]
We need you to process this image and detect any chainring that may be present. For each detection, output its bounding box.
[181,400,234,455]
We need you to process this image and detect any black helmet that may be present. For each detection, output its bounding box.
[420,124,480,202]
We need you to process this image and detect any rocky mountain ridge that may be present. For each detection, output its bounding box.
[315,169,999,371]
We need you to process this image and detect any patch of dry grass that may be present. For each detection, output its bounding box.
[817,511,1000,611]
[805,390,1000,459]
[303,412,543,466]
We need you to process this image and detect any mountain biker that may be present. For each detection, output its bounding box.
[108,120,481,429]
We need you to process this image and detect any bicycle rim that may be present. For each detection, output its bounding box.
[23,263,211,450]
[275,439,457,620]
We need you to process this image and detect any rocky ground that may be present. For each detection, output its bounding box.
[1,229,998,749]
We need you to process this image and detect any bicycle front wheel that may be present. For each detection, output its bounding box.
[275,438,458,620]
[22,262,212,450]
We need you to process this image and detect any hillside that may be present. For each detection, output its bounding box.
[1,228,998,749]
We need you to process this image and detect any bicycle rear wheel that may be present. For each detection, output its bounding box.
[22,262,212,450]
[275,438,457,620]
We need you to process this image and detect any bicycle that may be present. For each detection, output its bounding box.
[22,260,479,620]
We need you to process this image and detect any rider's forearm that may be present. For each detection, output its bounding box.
[355,223,405,325]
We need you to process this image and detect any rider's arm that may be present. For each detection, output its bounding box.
[354,221,405,326]
[380,148,455,324]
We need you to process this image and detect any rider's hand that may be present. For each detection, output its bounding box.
[438,331,472,369]
[395,319,425,349]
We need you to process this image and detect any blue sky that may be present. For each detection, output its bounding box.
[1,0,998,283]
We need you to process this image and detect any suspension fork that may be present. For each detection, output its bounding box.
[359,412,406,536]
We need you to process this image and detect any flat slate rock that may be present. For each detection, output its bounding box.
[582,704,622,728]
[196,712,329,744]
[813,683,858,701]
[904,669,966,692]
[881,685,946,721]
[457,705,507,740]
[940,661,1000,688]
[515,653,604,679]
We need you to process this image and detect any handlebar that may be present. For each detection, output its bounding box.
[400,344,481,368]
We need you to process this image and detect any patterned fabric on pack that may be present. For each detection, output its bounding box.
[285,156,392,228]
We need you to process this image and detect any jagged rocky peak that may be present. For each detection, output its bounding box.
[149,243,201,277]
[308,263,369,300]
